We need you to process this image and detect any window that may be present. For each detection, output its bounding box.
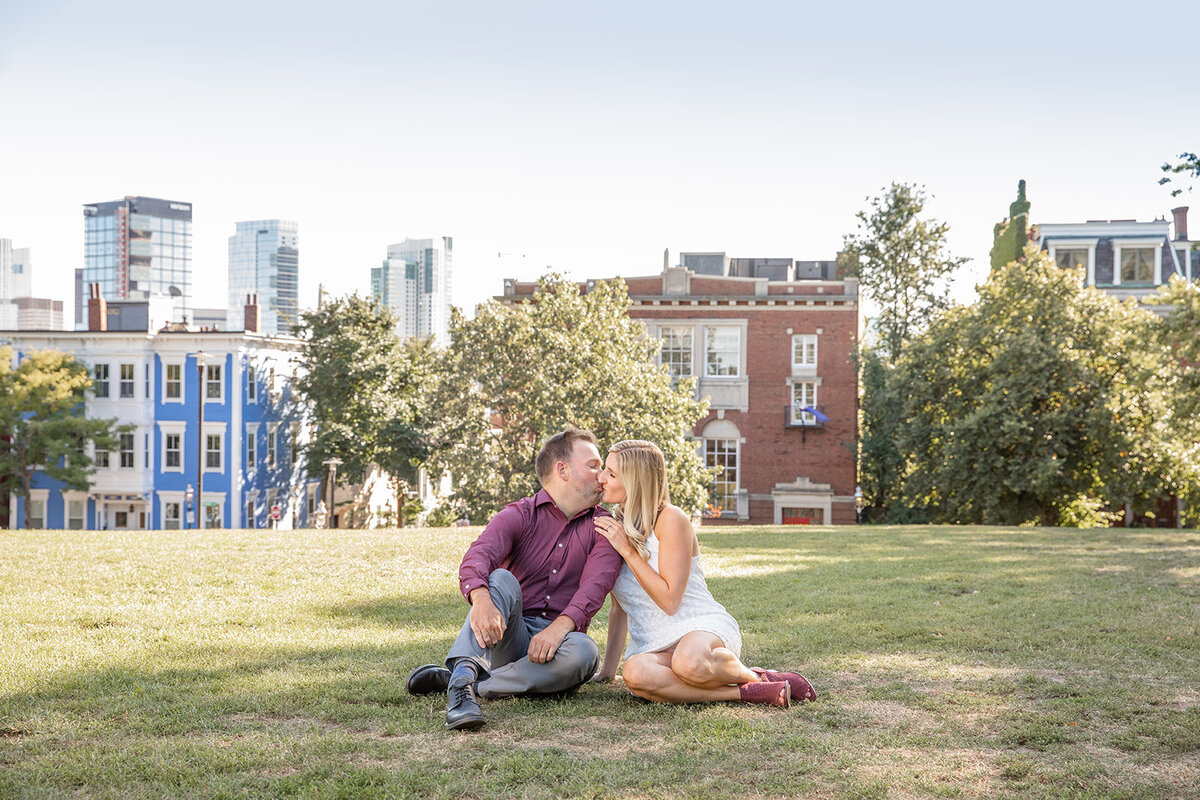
[144,433,149,468]
[95,448,109,468]
[165,434,182,469]
[165,364,182,400]
[791,381,818,425]
[659,326,693,378]
[68,500,85,530]
[705,439,738,511]
[246,498,256,529]
[93,364,109,397]
[1121,247,1155,284]
[115,511,128,528]
[268,425,277,467]
[119,364,135,398]
[1055,249,1088,271]
[290,423,299,466]
[164,502,181,530]
[119,432,135,468]
[206,363,222,400]
[206,434,222,470]
[247,365,257,402]
[792,334,818,369]
[782,507,824,525]
[246,430,257,468]
[205,504,222,528]
[29,498,45,529]
[704,326,741,377]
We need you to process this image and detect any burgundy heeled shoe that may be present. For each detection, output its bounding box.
[738,679,790,708]
[751,668,817,702]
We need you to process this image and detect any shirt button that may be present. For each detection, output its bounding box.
[542,612,547,617]
[546,595,551,600]
[558,543,563,548]
[552,569,557,574]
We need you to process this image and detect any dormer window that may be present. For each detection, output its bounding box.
[1120,248,1155,284]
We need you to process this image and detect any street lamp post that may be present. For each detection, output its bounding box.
[322,457,343,530]
[195,351,208,530]
[854,485,864,525]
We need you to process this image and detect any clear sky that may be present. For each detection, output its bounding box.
[2,0,1196,320]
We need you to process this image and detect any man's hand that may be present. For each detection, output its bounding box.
[528,615,575,664]
[468,587,506,649]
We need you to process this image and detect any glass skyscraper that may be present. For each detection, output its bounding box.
[227,220,299,335]
[0,239,16,329]
[370,237,452,342]
[79,196,192,327]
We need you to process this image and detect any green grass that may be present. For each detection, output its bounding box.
[1,525,1198,799]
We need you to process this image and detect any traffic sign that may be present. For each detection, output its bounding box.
[271,504,281,520]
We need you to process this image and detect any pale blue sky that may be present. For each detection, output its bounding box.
[1,0,1196,318]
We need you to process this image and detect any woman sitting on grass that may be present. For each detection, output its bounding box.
[592,439,816,708]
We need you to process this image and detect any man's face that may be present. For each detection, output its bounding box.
[565,441,604,504]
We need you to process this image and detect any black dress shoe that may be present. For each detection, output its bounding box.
[406,664,451,695]
[445,682,485,731]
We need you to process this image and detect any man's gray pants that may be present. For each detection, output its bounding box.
[445,569,600,699]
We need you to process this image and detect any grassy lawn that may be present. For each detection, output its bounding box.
[1,524,1198,799]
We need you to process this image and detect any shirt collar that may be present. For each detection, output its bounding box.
[534,488,598,521]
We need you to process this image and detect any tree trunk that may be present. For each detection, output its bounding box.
[19,470,32,530]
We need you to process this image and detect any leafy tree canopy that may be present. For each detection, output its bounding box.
[840,182,969,364]
[0,346,122,528]
[1159,152,1199,197]
[427,275,711,522]
[293,295,430,495]
[894,247,1192,526]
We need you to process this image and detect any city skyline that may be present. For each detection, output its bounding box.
[2,1,1197,325]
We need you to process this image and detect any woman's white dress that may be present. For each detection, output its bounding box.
[610,531,742,658]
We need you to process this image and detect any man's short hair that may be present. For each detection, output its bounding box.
[535,428,599,484]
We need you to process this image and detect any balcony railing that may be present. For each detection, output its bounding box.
[784,405,824,428]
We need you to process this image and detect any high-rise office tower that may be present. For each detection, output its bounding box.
[10,246,31,298]
[227,220,299,334]
[0,239,16,328]
[79,196,192,327]
[370,237,452,342]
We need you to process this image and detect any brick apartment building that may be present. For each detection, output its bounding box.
[501,252,860,525]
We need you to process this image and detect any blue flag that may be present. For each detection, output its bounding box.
[801,405,829,424]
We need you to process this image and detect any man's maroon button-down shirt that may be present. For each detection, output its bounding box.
[458,489,622,633]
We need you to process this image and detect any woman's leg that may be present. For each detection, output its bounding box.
[669,631,759,689]
[622,651,743,703]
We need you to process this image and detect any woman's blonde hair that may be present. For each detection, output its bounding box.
[609,440,670,560]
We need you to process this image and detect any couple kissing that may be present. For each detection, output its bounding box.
[406,428,816,731]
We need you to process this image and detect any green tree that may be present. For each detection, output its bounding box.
[840,183,967,515]
[427,275,711,522]
[293,295,430,520]
[895,247,1190,526]
[840,182,969,363]
[1148,276,1200,524]
[855,348,911,520]
[1159,152,1199,197]
[0,347,122,529]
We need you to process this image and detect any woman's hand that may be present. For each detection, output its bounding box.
[594,516,636,559]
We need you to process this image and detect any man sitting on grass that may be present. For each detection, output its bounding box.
[406,428,622,731]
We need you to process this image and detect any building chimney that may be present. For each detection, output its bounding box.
[244,293,260,333]
[87,283,107,331]
[1172,206,1189,241]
